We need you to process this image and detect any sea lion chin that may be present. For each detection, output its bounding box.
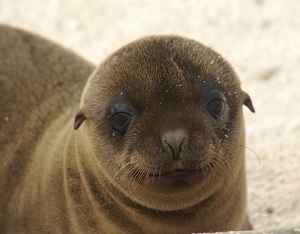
[1,25,254,233]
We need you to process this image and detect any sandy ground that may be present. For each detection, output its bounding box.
[0,0,299,230]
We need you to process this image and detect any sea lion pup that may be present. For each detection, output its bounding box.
[0,25,255,233]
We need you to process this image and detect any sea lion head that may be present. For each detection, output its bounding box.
[74,35,254,211]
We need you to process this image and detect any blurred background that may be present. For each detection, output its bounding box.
[1,0,299,229]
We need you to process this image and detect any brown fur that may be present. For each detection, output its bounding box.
[0,25,254,233]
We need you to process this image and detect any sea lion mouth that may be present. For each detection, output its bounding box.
[151,169,199,179]
[137,160,214,181]
[139,168,205,192]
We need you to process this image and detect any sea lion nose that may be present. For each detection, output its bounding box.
[162,129,189,160]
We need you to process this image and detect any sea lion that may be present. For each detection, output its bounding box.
[0,25,254,233]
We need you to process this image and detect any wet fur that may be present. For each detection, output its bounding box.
[0,25,253,233]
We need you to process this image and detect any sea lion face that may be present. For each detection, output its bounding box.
[75,36,254,211]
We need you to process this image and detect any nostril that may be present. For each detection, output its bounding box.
[161,129,189,160]
[180,135,188,149]
[162,140,175,157]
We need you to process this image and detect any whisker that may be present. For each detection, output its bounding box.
[121,166,133,182]
[114,159,131,179]
[226,141,260,165]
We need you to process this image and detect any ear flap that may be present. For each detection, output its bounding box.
[74,109,87,130]
[243,91,255,113]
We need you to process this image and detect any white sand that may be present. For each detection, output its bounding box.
[1,0,299,229]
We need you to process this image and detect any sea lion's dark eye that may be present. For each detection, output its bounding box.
[203,89,227,120]
[207,99,225,119]
[109,102,134,135]
[112,112,132,134]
